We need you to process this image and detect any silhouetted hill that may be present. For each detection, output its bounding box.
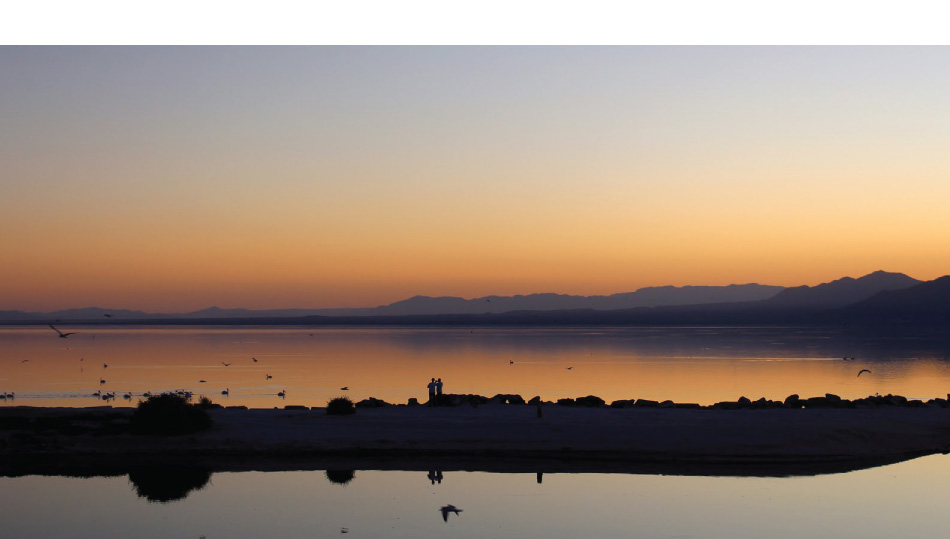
[371,284,783,315]
[839,276,950,321]
[764,271,920,308]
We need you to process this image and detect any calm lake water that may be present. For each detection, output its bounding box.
[3,456,950,538]
[4,325,950,537]
[3,325,950,407]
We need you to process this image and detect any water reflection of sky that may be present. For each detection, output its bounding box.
[3,326,950,408]
[3,455,950,538]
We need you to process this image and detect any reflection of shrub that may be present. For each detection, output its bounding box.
[130,393,212,435]
[326,396,355,415]
[325,469,355,485]
[129,467,212,502]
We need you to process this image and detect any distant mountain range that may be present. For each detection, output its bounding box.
[0,283,784,321]
[763,270,921,308]
[1,270,943,326]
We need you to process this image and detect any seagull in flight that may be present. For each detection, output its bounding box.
[439,505,463,522]
[103,314,112,318]
[252,357,258,363]
[21,359,29,363]
[49,324,77,338]
[221,362,231,367]
[857,369,872,377]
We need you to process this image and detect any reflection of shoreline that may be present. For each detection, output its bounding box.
[0,451,939,480]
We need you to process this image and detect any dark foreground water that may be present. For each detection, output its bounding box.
[2,454,950,538]
[3,325,950,408]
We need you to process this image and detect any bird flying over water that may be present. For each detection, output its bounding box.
[252,357,258,362]
[21,359,29,363]
[49,324,77,338]
[221,362,231,367]
[857,369,872,377]
[103,314,112,318]
[439,505,463,522]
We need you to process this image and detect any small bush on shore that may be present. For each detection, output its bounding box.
[130,393,212,435]
[327,396,356,415]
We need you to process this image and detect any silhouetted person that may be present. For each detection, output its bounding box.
[428,470,437,484]
[436,378,443,396]
[427,378,436,406]
[436,470,443,484]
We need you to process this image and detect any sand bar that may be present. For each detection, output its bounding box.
[3,404,950,476]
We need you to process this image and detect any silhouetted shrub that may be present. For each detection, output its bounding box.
[196,396,222,410]
[326,396,356,415]
[130,393,212,435]
[325,469,356,485]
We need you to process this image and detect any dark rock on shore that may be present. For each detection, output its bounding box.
[355,397,390,408]
[574,395,606,408]
[490,394,526,405]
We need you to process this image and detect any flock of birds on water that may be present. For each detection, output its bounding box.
[1,324,321,403]
[2,323,880,405]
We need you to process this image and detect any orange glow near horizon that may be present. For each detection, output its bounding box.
[3,47,950,312]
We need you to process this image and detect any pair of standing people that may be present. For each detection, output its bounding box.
[427,377,444,404]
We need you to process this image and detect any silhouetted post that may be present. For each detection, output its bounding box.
[536,403,543,419]
[537,472,543,484]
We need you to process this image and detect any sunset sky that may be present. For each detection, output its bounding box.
[3,46,950,312]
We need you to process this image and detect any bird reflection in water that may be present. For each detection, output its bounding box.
[439,504,463,522]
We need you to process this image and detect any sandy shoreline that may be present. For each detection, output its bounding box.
[3,404,950,477]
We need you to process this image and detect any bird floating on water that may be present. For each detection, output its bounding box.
[857,369,872,377]
[340,387,349,391]
[199,380,207,383]
[566,367,573,370]
[49,324,77,338]
[252,357,258,363]
[21,359,29,363]
[222,388,230,395]
[221,362,231,367]
[266,374,272,380]
[277,390,286,397]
